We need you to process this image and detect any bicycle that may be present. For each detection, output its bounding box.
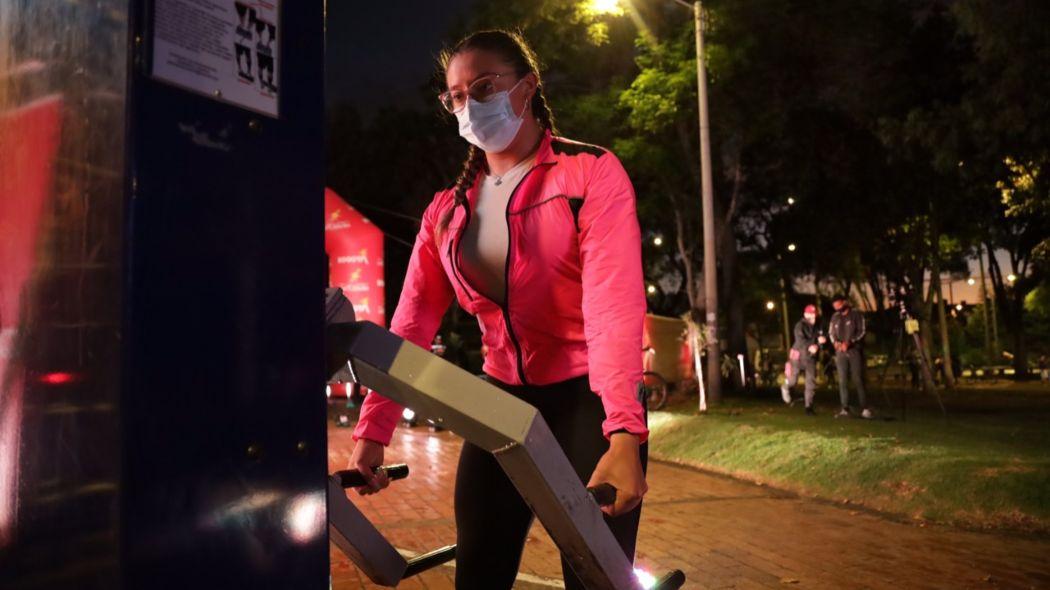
[642,346,669,411]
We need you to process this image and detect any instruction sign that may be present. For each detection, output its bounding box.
[152,0,280,117]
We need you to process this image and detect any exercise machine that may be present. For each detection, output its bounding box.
[325,289,685,589]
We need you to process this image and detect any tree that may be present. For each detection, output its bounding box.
[883,0,1050,376]
[334,0,1050,386]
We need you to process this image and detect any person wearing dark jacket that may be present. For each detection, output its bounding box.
[829,294,872,418]
[781,304,824,414]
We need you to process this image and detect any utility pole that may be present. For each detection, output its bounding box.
[780,277,791,352]
[596,0,722,403]
[978,244,992,359]
[934,273,956,388]
[691,0,721,404]
[986,247,1000,358]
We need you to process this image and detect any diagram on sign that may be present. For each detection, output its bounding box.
[153,0,280,117]
[234,2,278,96]
[234,4,255,82]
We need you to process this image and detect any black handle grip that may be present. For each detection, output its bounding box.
[652,569,686,590]
[333,463,409,488]
[587,483,617,507]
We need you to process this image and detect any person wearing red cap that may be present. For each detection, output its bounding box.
[781,304,825,414]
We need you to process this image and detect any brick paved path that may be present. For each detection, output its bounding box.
[328,424,1050,590]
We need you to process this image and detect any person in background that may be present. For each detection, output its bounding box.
[781,304,825,415]
[430,334,448,357]
[829,294,872,419]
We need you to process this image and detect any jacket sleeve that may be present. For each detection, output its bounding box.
[851,310,866,344]
[352,194,455,446]
[578,151,649,443]
[793,320,811,349]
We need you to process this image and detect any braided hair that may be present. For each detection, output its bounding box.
[436,30,557,238]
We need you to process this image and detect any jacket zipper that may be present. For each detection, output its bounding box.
[447,202,475,302]
[450,163,553,386]
[503,167,546,386]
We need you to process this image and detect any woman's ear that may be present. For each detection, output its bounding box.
[520,72,539,103]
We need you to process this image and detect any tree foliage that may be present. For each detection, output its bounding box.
[327,0,1050,377]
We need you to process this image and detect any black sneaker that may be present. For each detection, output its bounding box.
[805,406,815,416]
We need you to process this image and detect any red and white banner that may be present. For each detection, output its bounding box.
[324,188,385,327]
[0,95,63,547]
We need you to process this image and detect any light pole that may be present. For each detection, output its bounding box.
[976,245,994,359]
[589,0,721,404]
[687,0,722,405]
[780,278,791,352]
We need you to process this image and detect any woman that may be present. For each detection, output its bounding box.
[348,30,649,589]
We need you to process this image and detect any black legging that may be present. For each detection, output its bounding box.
[453,374,648,590]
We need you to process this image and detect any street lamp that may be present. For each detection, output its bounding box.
[1007,273,1017,284]
[765,301,775,311]
[585,0,626,16]
[647,284,658,295]
[653,235,664,246]
[588,0,721,403]
[685,0,723,406]
[787,196,796,206]
[787,243,796,252]
[967,277,976,286]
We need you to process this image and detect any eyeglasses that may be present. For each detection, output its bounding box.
[439,72,517,114]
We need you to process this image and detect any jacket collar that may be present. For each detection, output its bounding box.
[459,129,558,214]
[534,129,558,166]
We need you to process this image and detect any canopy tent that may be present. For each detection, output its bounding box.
[324,188,385,327]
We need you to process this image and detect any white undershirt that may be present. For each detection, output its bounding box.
[458,157,533,303]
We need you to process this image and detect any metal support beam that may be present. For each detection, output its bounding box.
[339,321,641,589]
[327,476,407,586]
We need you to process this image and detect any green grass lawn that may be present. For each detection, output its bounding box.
[648,385,1050,533]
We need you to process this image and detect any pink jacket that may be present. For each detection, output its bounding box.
[353,131,649,445]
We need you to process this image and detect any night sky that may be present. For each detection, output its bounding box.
[326,1,476,117]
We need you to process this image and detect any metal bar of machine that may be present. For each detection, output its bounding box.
[334,320,641,589]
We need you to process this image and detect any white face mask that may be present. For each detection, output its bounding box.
[804,314,817,323]
[455,80,527,153]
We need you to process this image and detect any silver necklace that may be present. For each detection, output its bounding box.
[492,163,524,186]
[490,143,541,186]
